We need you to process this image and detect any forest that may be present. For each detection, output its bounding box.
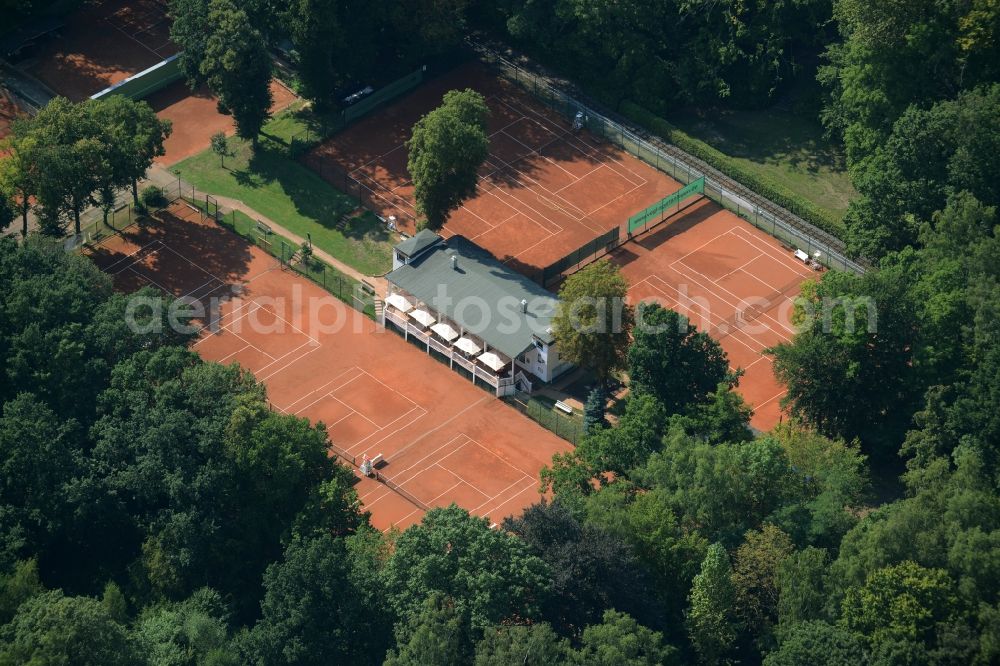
[1,0,999,664]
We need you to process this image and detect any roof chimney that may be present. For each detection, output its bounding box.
[451,255,458,270]
[520,299,528,313]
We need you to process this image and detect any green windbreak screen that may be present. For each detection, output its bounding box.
[627,176,705,233]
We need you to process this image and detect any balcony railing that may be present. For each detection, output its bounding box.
[383,305,506,393]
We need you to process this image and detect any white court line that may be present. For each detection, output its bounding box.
[499,95,648,187]
[476,477,538,521]
[436,441,527,481]
[646,272,791,346]
[666,240,796,341]
[563,129,649,186]
[728,225,816,278]
[103,13,166,63]
[229,294,322,347]
[500,128,582,184]
[426,479,467,504]
[124,264,172,294]
[212,343,254,366]
[324,393,379,428]
[193,299,261,337]
[158,242,228,284]
[671,262,795,341]
[180,277,228,302]
[348,405,428,455]
[467,475,534,515]
[354,368,420,409]
[485,146,588,220]
[572,174,645,222]
[717,252,766,282]
[636,277,767,357]
[487,117,650,228]
[253,341,326,384]
[380,433,470,488]
[668,227,742,269]
[256,345,321,384]
[103,239,163,273]
[283,366,365,413]
[256,340,324,379]
[478,182,565,233]
[753,388,788,410]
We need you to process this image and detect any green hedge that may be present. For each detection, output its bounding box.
[618,101,844,238]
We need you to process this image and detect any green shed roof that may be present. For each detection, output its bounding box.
[386,236,558,359]
[394,229,442,258]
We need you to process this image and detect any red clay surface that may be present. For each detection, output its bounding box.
[25,0,177,102]
[612,198,818,430]
[150,79,299,166]
[20,0,298,165]
[306,60,816,431]
[307,61,677,274]
[85,203,571,530]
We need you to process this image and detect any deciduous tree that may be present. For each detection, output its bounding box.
[577,393,667,475]
[0,590,138,665]
[385,593,471,666]
[474,623,571,666]
[381,505,551,632]
[629,303,732,414]
[407,89,489,228]
[763,621,864,666]
[572,610,677,666]
[553,260,633,387]
[201,0,273,146]
[504,501,662,633]
[686,543,739,665]
[244,534,389,665]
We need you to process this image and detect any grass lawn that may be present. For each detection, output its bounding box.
[172,107,393,276]
[666,106,857,223]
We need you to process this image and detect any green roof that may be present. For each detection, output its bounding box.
[395,229,442,258]
[386,236,559,359]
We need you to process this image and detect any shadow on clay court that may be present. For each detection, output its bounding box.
[23,0,174,102]
[607,245,641,271]
[633,199,718,251]
[145,80,217,113]
[304,61,612,199]
[88,209,254,288]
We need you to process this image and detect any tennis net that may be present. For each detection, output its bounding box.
[375,471,430,511]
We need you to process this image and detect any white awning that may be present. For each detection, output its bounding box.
[431,321,459,341]
[409,308,435,327]
[455,336,481,355]
[385,292,413,313]
[478,351,508,372]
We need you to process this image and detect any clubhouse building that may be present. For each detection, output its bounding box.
[383,230,572,395]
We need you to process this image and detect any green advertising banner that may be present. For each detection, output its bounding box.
[627,176,705,233]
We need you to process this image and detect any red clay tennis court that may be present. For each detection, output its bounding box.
[612,198,817,431]
[85,202,571,531]
[307,61,678,273]
[24,0,177,102]
[149,79,299,166]
[18,0,298,165]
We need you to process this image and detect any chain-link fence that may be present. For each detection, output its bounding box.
[505,392,583,444]
[301,156,417,232]
[472,42,867,275]
[78,175,378,320]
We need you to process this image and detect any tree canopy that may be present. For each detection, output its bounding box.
[407,89,490,229]
[552,259,633,386]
